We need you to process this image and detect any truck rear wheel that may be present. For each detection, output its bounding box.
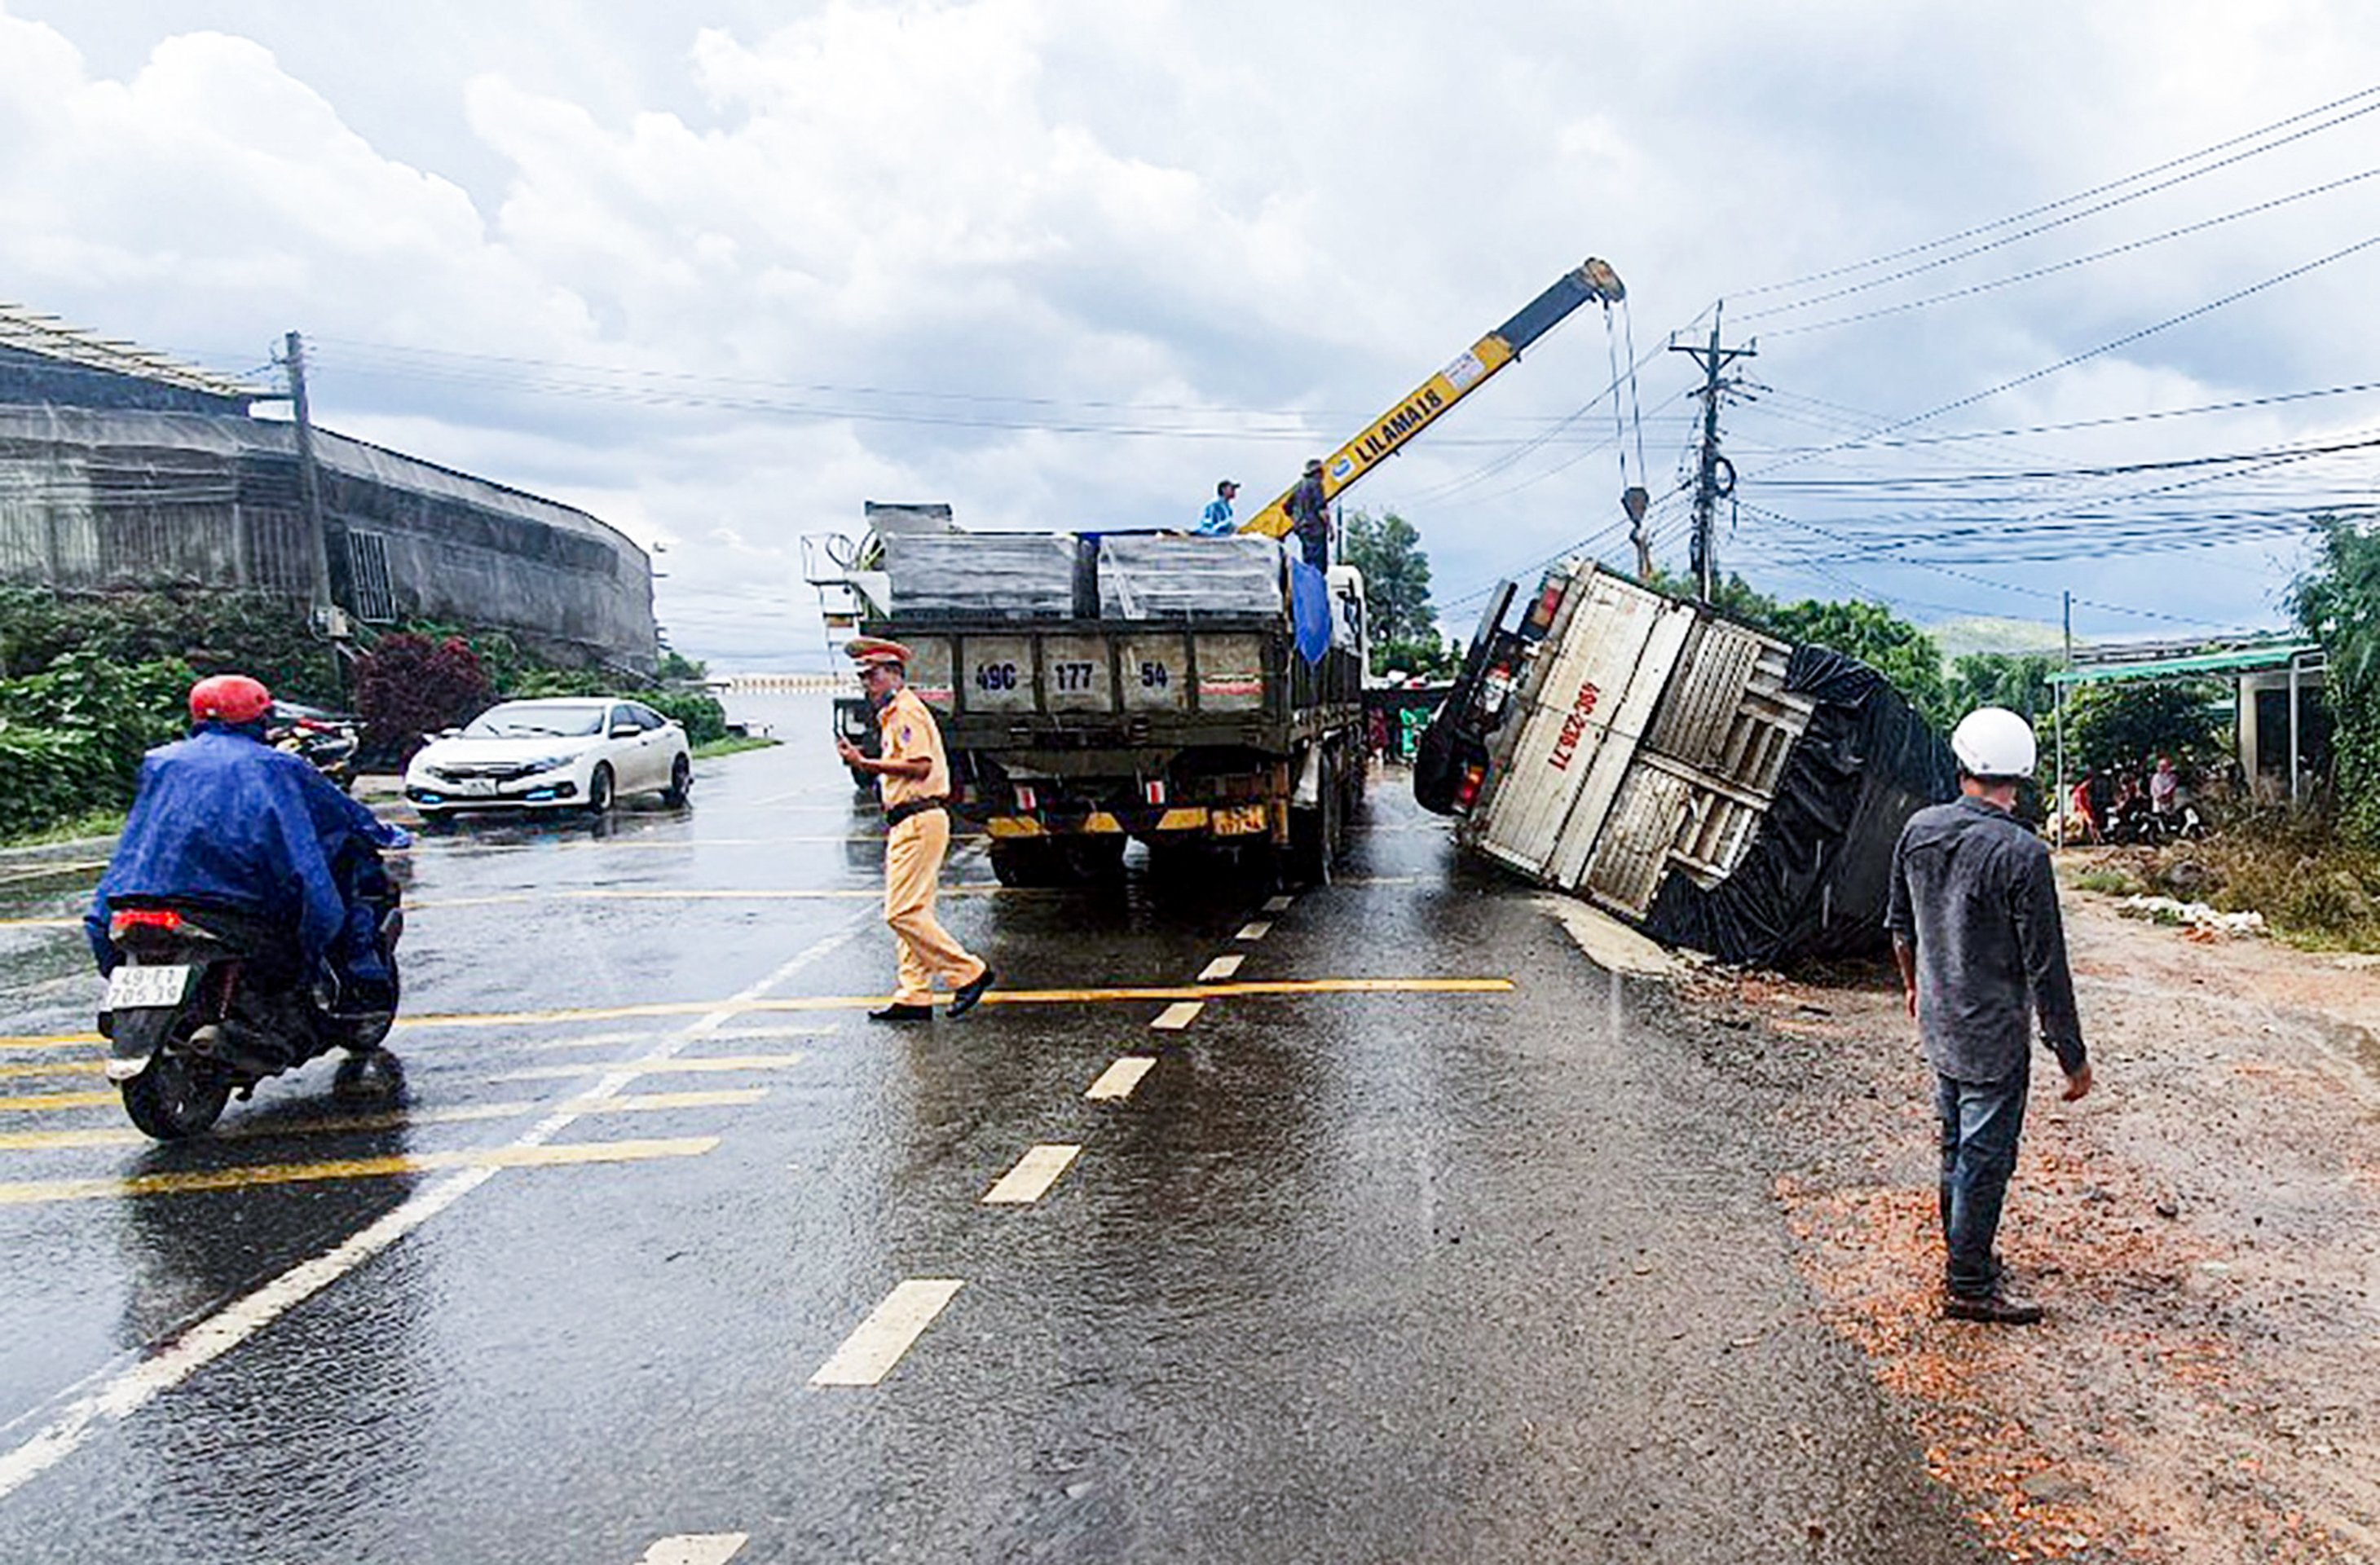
[988,839,1058,888]
[1289,748,1340,888]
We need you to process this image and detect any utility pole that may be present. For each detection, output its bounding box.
[1670,305,1756,605]
[281,330,355,700]
[2056,589,2072,849]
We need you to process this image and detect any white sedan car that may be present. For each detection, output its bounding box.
[404,697,693,820]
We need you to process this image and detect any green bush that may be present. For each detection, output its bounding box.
[646,689,729,747]
[0,585,337,704]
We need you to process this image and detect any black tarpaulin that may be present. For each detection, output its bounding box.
[1640,644,1957,968]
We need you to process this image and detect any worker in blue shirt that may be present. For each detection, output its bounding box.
[1198,478,1239,535]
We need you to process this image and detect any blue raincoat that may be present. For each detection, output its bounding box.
[86,725,404,981]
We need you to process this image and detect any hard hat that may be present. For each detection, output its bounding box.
[843,636,910,669]
[1950,706,2037,779]
[188,673,273,726]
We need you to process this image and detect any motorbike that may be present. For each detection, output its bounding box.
[269,703,363,791]
[98,857,405,1140]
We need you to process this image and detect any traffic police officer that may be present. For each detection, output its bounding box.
[835,637,996,1022]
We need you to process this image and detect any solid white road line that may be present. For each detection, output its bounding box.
[1085,1057,1156,1100]
[1234,920,1272,941]
[982,1144,1081,1205]
[809,1279,966,1387]
[1197,954,1244,981]
[1150,1002,1203,1030]
[1263,894,1294,914]
[637,1534,748,1565]
[0,918,870,1504]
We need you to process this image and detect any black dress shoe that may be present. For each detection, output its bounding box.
[946,968,997,1019]
[1942,1290,2044,1325]
[868,1003,935,1023]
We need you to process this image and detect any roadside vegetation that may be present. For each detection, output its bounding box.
[0,585,730,845]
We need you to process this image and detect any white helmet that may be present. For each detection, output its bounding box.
[1950,707,2038,779]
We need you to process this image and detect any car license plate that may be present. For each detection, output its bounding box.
[459,777,498,797]
[106,964,192,1009]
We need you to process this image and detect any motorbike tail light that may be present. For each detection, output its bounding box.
[110,908,183,933]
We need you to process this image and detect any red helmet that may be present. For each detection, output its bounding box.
[188,673,273,726]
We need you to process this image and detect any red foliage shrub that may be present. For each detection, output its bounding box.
[354,633,492,759]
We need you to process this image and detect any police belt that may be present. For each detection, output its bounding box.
[884,797,948,828]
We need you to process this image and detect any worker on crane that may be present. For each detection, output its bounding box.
[1285,460,1330,570]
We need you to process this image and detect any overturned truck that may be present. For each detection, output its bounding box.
[1416,562,1955,967]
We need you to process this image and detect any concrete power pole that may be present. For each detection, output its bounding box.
[282,331,355,699]
[1669,307,1756,605]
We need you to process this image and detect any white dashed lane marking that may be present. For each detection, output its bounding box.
[982,1144,1081,1205]
[1197,954,1244,981]
[1150,1002,1203,1030]
[636,1532,748,1564]
[1085,1058,1156,1100]
[1234,920,1272,941]
[809,1279,967,1387]
[1263,894,1294,913]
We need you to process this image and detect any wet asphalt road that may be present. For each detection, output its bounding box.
[0,694,1988,1563]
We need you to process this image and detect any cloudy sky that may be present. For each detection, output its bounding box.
[5,1,2376,667]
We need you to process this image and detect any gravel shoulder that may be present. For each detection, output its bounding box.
[1673,874,2380,1563]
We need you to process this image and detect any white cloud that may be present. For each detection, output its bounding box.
[5,0,2379,663]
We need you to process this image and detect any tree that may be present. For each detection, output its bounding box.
[1947,652,2058,725]
[1342,509,1435,644]
[1765,599,1953,730]
[2063,679,2226,776]
[2292,515,2380,842]
[354,633,492,760]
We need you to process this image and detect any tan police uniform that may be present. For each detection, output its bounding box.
[875,682,988,1007]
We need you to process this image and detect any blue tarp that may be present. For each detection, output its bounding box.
[1289,559,1331,665]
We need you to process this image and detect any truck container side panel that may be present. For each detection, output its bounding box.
[1042,633,1113,713]
[907,636,957,712]
[1473,574,1681,881]
[1583,765,1691,914]
[1197,633,1267,712]
[1645,619,1757,765]
[1641,644,1956,966]
[1546,602,1696,889]
[963,633,1037,715]
[1117,633,1188,711]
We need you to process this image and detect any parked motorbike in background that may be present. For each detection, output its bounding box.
[269,702,363,792]
[98,849,404,1140]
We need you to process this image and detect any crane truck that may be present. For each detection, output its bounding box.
[809,258,1629,888]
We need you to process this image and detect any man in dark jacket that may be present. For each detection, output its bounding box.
[1888,706,2094,1325]
[87,674,408,1010]
[1285,457,1331,571]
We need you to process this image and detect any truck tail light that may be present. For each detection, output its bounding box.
[1144,779,1166,805]
[1016,786,1038,812]
[1453,764,1487,813]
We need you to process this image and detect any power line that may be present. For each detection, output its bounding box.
[1734,82,2380,301]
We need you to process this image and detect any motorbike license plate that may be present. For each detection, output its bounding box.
[106,964,192,1009]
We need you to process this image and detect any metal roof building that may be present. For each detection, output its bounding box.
[0,308,655,672]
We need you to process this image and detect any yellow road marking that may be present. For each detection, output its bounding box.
[0,976,1516,1055]
[410,884,1007,910]
[0,1135,718,1206]
[0,1091,116,1113]
[486,1052,805,1082]
[0,919,78,930]
[0,1059,102,1080]
[0,1088,768,1151]
[0,1034,104,1053]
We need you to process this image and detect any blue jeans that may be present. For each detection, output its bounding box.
[1935,1069,2028,1298]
